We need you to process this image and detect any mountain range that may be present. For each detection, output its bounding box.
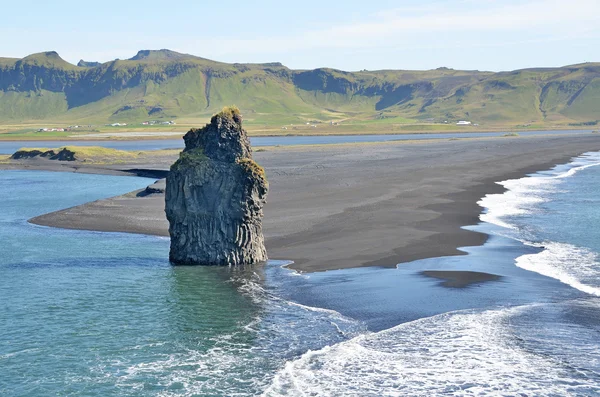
[0,49,599,128]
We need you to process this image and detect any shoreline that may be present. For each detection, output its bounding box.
[4,141,598,397]
[373,152,586,267]
[0,160,170,179]
[0,126,594,142]
[6,135,600,273]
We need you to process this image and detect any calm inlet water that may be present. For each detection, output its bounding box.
[0,129,594,154]
[2,151,600,395]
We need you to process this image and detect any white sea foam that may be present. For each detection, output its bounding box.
[516,241,600,297]
[263,305,600,396]
[479,152,600,229]
[280,261,311,278]
[478,152,600,297]
[101,272,365,396]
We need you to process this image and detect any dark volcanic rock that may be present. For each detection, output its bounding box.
[165,107,268,266]
[137,179,166,197]
[182,110,251,162]
[10,149,55,160]
[10,147,75,161]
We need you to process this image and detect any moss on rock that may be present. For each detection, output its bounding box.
[171,147,207,171]
[237,158,267,182]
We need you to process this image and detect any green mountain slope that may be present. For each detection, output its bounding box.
[1,50,599,128]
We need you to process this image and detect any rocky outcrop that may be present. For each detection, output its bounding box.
[77,60,101,68]
[9,146,137,162]
[11,147,75,161]
[137,179,166,197]
[165,107,268,266]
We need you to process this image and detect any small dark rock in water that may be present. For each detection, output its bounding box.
[165,107,268,266]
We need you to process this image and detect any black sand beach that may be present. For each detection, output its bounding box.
[10,134,600,272]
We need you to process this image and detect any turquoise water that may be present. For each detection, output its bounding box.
[0,129,594,154]
[0,171,363,396]
[3,152,600,395]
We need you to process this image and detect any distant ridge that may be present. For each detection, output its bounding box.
[18,51,78,69]
[77,60,101,68]
[0,49,598,127]
[129,49,196,61]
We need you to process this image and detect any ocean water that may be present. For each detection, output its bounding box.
[0,171,364,396]
[2,150,600,396]
[480,152,600,296]
[265,152,600,396]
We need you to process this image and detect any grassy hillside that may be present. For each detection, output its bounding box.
[0,49,599,133]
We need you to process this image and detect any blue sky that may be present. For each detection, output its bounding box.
[3,0,599,71]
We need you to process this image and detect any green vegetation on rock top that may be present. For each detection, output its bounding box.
[171,148,207,171]
[214,106,241,121]
[237,158,267,182]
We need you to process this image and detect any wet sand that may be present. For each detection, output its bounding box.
[11,134,600,272]
[421,270,502,288]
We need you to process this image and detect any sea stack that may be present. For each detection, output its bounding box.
[165,107,268,265]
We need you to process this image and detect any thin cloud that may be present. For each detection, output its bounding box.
[198,0,600,56]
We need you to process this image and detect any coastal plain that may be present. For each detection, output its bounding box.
[11,133,600,273]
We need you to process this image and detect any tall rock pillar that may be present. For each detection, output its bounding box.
[165,107,268,265]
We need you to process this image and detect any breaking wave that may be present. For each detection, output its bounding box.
[478,151,600,296]
[264,302,600,396]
